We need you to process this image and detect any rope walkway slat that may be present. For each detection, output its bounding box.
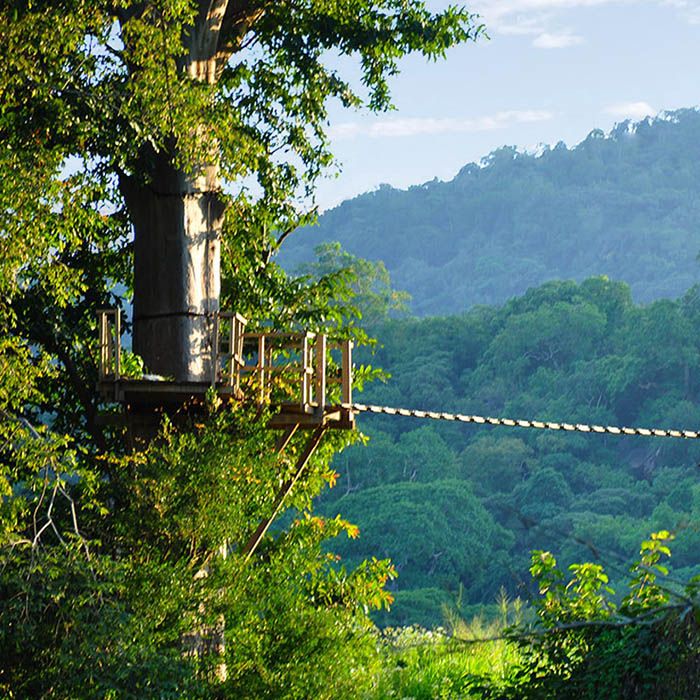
[351,403,700,440]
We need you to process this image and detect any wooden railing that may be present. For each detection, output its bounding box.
[214,311,248,390]
[230,330,353,411]
[97,309,353,414]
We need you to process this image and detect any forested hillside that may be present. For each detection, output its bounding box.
[282,109,700,315]
[319,277,700,626]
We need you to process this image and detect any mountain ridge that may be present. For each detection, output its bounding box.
[280,108,700,315]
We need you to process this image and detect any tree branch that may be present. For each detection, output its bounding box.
[215,0,269,77]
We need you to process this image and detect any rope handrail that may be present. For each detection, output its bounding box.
[350,403,700,440]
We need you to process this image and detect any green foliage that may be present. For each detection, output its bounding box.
[480,532,700,700]
[321,276,700,628]
[375,623,521,700]
[323,479,514,623]
[0,403,395,698]
[297,242,412,327]
[6,6,700,693]
[378,547,700,700]
[460,435,532,494]
[120,350,146,379]
[624,531,674,611]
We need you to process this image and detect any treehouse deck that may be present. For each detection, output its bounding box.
[97,309,355,430]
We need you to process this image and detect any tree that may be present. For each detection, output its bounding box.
[327,480,513,601]
[0,1,483,696]
[460,434,534,495]
[298,241,412,326]
[3,0,480,381]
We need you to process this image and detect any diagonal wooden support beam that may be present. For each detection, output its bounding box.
[241,425,327,563]
[274,424,298,454]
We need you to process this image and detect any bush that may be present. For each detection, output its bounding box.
[469,532,700,700]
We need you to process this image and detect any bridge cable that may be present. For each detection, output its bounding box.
[351,403,700,440]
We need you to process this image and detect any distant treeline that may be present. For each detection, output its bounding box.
[318,277,700,626]
[282,108,700,315]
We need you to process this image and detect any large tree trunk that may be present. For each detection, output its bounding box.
[116,1,240,382]
[116,2,263,381]
[121,157,225,383]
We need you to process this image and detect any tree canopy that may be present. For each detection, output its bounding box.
[2,0,481,258]
[321,276,700,626]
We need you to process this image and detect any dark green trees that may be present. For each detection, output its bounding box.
[322,277,700,625]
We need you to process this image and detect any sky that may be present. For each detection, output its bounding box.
[314,0,700,210]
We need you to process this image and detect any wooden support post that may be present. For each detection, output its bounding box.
[114,309,121,380]
[342,339,353,407]
[241,425,327,562]
[258,334,266,403]
[274,424,298,454]
[314,334,327,411]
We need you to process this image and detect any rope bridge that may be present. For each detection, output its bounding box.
[96,308,700,441]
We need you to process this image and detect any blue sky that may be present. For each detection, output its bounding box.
[314,0,700,209]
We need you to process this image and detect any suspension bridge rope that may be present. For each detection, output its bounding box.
[351,403,700,440]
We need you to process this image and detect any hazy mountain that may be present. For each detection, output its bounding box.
[280,108,700,316]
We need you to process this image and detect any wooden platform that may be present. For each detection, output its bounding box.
[97,381,353,429]
[97,378,238,407]
[268,404,355,430]
[97,309,355,431]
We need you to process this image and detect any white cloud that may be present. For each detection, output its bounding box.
[532,30,584,47]
[662,0,700,24]
[327,123,365,139]
[496,16,548,35]
[473,0,619,31]
[328,110,554,140]
[605,101,656,119]
[473,0,700,39]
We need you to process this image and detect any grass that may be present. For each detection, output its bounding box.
[373,591,525,699]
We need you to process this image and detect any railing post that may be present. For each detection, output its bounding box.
[98,311,106,379]
[97,309,120,380]
[114,309,121,381]
[314,334,327,411]
[301,334,310,409]
[342,339,353,407]
[258,334,266,403]
[211,313,220,387]
[233,315,244,391]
